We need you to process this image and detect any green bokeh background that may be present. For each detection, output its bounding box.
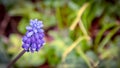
[0,0,120,68]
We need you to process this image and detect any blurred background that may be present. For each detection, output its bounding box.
[0,0,120,68]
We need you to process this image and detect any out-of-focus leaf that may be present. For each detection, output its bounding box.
[0,37,9,63]
[42,14,56,27]
[29,11,42,19]
[9,1,35,16]
[52,0,66,8]
[17,18,29,34]
[86,51,98,62]
[9,34,22,47]
[0,0,19,10]
[99,26,120,52]
[62,36,90,62]
[56,6,63,29]
[8,34,22,54]
[80,39,92,51]
[47,31,70,65]
[114,36,120,46]
[58,53,89,68]
[76,47,92,68]
[100,46,118,59]
[16,50,45,67]
[68,1,79,11]
[82,1,105,30]
[70,3,89,31]
[0,64,7,68]
[95,23,116,45]
[99,59,118,68]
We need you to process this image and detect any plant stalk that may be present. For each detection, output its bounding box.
[7,50,26,68]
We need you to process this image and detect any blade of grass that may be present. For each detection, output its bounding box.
[99,26,120,52]
[100,46,118,59]
[56,5,63,29]
[70,3,89,31]
[79,19,89,36]
[95,23,116,45]
[76,47,92,68]
[62,36,90,62]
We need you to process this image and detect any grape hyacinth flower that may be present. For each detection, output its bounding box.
[22,19,45,52]
[7,19,45,68]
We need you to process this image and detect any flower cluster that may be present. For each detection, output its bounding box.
[22,19,45,52]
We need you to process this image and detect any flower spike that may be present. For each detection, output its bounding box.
[22,19,45,52]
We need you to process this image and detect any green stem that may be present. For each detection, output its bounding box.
[7,50,26,68]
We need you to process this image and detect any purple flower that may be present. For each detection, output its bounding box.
[22,19,45,52]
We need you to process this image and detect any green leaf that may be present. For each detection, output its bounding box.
[95,23,116,45]
[99,26,120,52]
[16,51,45,67]
[17,18,29,34]
[8,34,22,54]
